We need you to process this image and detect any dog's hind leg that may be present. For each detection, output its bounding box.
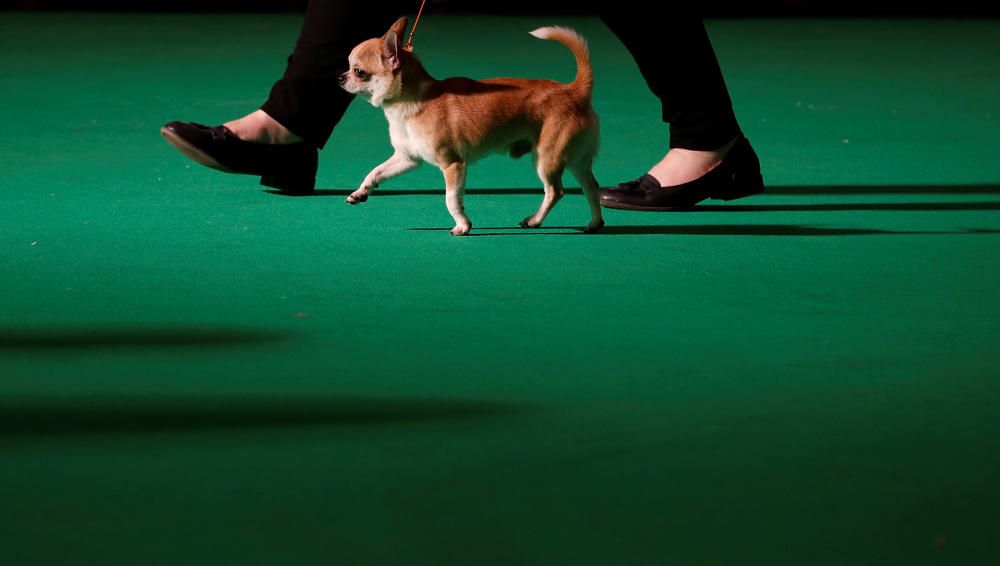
[569,160,605,233]
[520,154,565,229]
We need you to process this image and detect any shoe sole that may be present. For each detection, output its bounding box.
[160,126,237,174]
[599,200,696,212]
[600,184,765,211]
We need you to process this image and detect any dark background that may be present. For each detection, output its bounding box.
[3,0,998,16]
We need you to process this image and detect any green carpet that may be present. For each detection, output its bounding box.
[1,12,999,564]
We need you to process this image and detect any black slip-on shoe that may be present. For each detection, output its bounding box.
[160,121,318,195]
[599,135,765,211]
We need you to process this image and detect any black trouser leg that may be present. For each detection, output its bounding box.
[261,2,741,152]
[260,0,405,148]
[599,8,742,151]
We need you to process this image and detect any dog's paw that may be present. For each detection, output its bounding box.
[583,219,605,234]
[519,216,541,229]
[450,223,472,236]
[345,191,369,205]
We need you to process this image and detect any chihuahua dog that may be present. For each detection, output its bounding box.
[339,18,604,236]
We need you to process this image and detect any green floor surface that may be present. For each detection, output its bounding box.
[1,13,999,565]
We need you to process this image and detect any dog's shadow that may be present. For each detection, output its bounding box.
[264,185,1000,237]
[265,188,580,198]
[409,225,999,237]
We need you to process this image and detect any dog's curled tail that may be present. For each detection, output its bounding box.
[529,26,592,95]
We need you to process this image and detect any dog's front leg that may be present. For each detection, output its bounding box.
[441,161,471,236]
[347,152,420,204]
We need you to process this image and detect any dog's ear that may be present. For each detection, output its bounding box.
[383,17,408,70]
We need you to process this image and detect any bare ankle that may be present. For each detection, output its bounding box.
[224,110,304,145]
[646,135,740,187]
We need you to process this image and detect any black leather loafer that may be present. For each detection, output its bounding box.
[599,135,765,211]
[160,121,318,195]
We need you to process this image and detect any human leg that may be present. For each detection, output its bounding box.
[598,7,763,208]
[256,0,404,148]
[162,0,404,194]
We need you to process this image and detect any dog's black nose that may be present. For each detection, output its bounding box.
[338,74,347,86]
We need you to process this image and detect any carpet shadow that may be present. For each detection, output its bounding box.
[0,396,525,436]
[595,225,955,236]
[765,184,1000,195]
[0,326,290,351]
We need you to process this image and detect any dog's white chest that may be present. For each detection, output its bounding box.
[384,107,436,165]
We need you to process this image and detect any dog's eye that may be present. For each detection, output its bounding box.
[353,68,369,80]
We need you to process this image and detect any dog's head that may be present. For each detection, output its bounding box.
[340,17,411,107]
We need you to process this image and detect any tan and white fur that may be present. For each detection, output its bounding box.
[340,18,604,236]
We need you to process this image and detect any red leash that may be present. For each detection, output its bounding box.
[404,0,428,51]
